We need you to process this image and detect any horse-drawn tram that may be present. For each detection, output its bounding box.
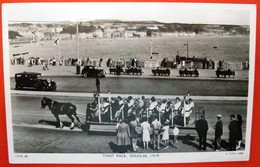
[81,92,205,136]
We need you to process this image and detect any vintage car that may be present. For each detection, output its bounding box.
[216,68,235,78]
[81,65,106,78]
[15,72,56,91]
[179,68,199,77]
[151,68,170,76]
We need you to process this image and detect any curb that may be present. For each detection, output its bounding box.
[11,90,247,101]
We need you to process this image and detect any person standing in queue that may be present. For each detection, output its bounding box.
[229,114,238,151]
[96,74,100,93]
[116,119,131,153]
[236,114,243,150]
[214,114,223,151]
[141,117,150,150]
[195,115,209,151]
[129,115,139,152]
[151,115,162,150]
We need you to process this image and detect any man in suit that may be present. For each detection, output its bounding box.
[129,116,139,152]
[195,115,209,150]
[214,114,223,151]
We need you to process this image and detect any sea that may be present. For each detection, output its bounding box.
[9,36,250,63]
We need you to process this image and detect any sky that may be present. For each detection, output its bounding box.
[3,2,255,25]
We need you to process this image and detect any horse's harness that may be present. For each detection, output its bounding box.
[47,99,67,112]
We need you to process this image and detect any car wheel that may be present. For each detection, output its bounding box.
[83,73,88,78]
[34,83,39,90]
[52,85,57,91]
[41,86,47,91]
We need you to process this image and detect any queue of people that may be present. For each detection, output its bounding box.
[115,114,180,153]
[195,113,243,152]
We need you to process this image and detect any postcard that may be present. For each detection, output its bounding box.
[2,2,256,163]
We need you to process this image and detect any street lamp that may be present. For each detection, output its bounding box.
[184,41,189,58]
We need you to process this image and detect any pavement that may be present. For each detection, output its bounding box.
[9,64,249,81]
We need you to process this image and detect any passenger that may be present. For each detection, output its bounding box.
[158,99,167,124]
[148,96,158,116]
[174,97,182,115]
[182,97,194,125]
[114,96,125,121]
[86,101,98,122]
[165,101,174,124]
[101,98,111,122]
[127,96,135,115]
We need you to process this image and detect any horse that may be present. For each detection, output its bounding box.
[41,97,81,129]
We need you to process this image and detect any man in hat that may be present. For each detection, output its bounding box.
[195,115,209,150]
[214,114,223,151]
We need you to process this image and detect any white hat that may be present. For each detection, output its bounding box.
[217,114,222,118]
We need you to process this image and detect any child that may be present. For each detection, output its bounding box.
[172,124,179,148]
[161,120,170,149]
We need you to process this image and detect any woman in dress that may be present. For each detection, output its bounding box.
[236,114,243,150]
[141,117,151,149]
[117,119,131,153]
[161,121,170,149]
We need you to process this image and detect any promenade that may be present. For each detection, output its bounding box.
[9,64,249,81]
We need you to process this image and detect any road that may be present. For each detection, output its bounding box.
[10,76,248,96]
[11,95,247,153]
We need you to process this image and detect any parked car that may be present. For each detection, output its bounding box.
[15,72,56,91]
[81,65,106,78]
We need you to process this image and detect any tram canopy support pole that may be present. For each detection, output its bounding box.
[98,94,101,123]
[108,90,112,122]
[171,110,174,127]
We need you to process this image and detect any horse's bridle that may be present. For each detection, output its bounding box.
[42,98,55,110]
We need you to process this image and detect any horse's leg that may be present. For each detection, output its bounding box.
[54,114,63,129]
[67,114,75,130]
[71,113,81,128]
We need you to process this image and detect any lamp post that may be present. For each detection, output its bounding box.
[76,22,80,64]
[76,22,81,74]
[184,41,189,58]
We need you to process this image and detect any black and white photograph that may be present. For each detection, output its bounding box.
[2,2,256,163]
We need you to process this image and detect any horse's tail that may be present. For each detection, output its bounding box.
[69,103,81,124]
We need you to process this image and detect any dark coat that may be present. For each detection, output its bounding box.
[215,120,223,137]
[236,120,243,140]
[229,120,239,139]
[129,120,138,139]
[195,119,209,135]
[96,78,100,86]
